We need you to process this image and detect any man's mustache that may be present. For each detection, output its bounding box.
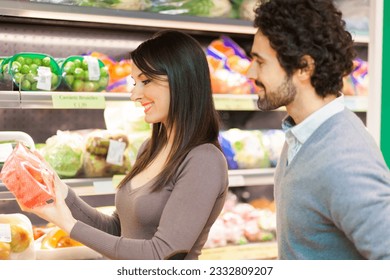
[254,80,265,89]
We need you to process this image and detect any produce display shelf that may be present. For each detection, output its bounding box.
[0,168,276,199]
[0,90,19,108]
[0,0,369,43]
[200,241,278,260]
[63,168,276,190]
[0,0,256,36]
[0,91,130,109]
[0,91,369,112]
[213,94,368,112]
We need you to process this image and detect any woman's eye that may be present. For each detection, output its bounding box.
[141,79,151,85]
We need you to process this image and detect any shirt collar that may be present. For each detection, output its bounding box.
[282,93,345,144]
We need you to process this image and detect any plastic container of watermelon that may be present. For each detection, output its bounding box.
[0,142,56,209]
[8,52,61,91]
[61,55,109,92]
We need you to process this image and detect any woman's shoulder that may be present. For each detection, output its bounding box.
[189,143,224,157]
[186,143,227,167]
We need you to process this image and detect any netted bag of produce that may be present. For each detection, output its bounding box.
[0,213,36,260]
[40,130,85,178]
[0,143,55,209]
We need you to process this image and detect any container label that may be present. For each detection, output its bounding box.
[0,224,12,243]
[106,140,126,166]
[85,56,100,81]
[37,66,52,91]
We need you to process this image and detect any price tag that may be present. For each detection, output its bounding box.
[214,96,256,111]
[228,175,246,187]
[106,140,126,166]
[0,224,11,243]
[37,66,52,91]
[0,143,13,162]
[93,180,115,194]
[52,94,106,109]
[84,56,100,81]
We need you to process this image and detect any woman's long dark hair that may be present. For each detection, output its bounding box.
[118,30,221,191]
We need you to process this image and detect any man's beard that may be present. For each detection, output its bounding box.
[256,76,297,111]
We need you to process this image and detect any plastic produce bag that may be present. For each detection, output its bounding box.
[221,129,271,169]
[207,36,255,94]
[83,130,132,177]
[40,130,85,178]
[148,0,232,17]
[0,143,55,209]
[0,214,36,260]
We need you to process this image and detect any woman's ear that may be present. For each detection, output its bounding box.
[297,55,315,81]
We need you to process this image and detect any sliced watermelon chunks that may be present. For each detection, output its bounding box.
[0,143,55,209]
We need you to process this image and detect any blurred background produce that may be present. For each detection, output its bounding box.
[0,214,35,260]
[204,191,276,249]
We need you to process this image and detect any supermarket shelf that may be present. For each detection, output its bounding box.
[0,91,130,109]
[0,91,369,112]
[0,0,256,36]
[214,94,368,112]
[228,168,275,186]
[200,242,278,260]
[0,90,19,108]
[0,168,276,198]
[61,168,276,192]
[0,0,369,43]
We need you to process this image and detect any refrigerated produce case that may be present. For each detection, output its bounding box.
[0,0,372,260]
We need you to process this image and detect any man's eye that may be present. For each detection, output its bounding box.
[142,79,151,85]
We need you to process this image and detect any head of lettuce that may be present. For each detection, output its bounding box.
[40,131,84,178]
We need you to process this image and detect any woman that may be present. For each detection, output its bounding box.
[23,30,229,260]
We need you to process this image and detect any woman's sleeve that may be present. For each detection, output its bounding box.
[65,187,121,236]
[69,144,228,259]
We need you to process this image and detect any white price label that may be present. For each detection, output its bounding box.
[106,140,126,166]
[228,175,246,187]
[85,56,100,81]
[0,224,12,243]
[37,66,52,90]
[0,143,13,162]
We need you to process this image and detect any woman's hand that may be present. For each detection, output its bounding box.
[18,174,76,234]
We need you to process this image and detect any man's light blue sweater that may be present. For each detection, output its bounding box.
[274,109,390,259]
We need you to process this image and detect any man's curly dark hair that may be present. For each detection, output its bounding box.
[254,0,356,97]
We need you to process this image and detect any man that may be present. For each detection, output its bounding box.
[247,0,390,259]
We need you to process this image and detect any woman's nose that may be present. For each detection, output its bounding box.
[130,86,142,102]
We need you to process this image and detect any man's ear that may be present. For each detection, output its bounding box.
[297,55,315,81]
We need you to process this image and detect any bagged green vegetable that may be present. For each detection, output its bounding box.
[40,130,84,178]
[61,55,109,92]
[8,53,61,91]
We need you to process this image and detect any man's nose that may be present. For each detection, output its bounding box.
[246,61,257,80]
